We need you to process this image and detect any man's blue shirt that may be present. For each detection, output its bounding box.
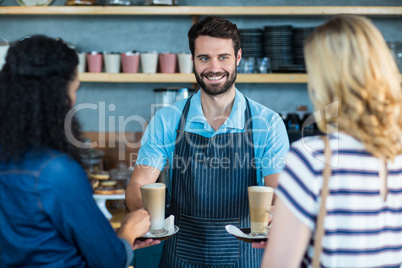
[136,88,290,189]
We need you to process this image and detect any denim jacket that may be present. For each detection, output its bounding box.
[0,149,132,268]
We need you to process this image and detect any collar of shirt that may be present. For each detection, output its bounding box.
[331,131,365,148]
[185,88,246,135]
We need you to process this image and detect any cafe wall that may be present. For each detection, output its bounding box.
[1,0,401,132]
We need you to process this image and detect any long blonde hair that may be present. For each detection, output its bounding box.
[304,15,402,161]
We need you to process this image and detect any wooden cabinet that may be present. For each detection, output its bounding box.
[1,6,401,16]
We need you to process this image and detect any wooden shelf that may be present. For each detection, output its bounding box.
[79,73,402,84]
[79,73,197,83]
[78,73,309,83]
[237,73,308,83]
[0,6,401,16]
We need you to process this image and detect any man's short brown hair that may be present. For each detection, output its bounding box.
[188,16,241,57]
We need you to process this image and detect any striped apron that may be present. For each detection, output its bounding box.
[159,96,263,267]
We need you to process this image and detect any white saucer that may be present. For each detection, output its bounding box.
[226,225,268,243]
[93,193,125,200]
[140,225,179,241]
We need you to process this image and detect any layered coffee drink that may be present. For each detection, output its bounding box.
[248,186,274,236]
[140,183,167,235]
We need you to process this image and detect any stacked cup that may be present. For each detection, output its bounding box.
[77,52,87,73]
[159,52,177,73]
[104,52,121,73]
[121,51,140,73]
[178,52,193,73]
[141,51,158,74]
[80,49,190,74]
[87,51,103,73]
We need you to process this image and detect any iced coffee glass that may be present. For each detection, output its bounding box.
[140,183,168,235]
[248,186,274,236]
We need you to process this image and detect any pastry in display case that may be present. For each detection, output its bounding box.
[16,0,53,6]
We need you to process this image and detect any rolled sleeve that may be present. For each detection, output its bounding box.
[260,114,289,177]
[119,238,134,268]
[136,111,173,171]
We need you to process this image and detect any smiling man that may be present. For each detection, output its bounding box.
[193,35,236,96]
[126,16,289,267]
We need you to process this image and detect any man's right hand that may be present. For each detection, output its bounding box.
[125,165,161,211]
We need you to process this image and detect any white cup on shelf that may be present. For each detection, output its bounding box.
[104,53,121,73]
[178,52,193,73]
[77,52,87,73]
[140,51,158,74]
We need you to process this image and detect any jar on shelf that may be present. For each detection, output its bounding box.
[110,162,133,191]
[105,0,131,5]
[65,0,97,5]
[80,146,105,175]
[145,0,176,5]
[0,37,9,70]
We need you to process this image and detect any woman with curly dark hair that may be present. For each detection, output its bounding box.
[0,35,153,267]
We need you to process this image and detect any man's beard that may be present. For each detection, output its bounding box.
[195,68,237,96]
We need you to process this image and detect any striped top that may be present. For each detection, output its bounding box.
[276,132,402,268]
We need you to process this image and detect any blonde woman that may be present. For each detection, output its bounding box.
[260,15,402,267]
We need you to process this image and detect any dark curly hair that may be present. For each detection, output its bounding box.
[0,35,82,163]
[188,16,241,58]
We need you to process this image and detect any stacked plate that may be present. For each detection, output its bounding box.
[292,27,315,67]
[239,28,263,58]
[262,25,294,71]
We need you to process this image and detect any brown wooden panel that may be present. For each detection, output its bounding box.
[82,131,143,170]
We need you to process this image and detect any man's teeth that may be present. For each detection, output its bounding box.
[207,76,224,80]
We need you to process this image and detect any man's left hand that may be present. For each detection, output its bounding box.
[132,238,160,250]
[251,241,267,249]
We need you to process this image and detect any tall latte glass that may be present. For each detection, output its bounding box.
[140,183,168,235]
[248,186,274,236]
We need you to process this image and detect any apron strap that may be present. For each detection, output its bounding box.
[244,97,253,132]
[177,95,193,132]
[177,95,253,132]
[312,135,332,268]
